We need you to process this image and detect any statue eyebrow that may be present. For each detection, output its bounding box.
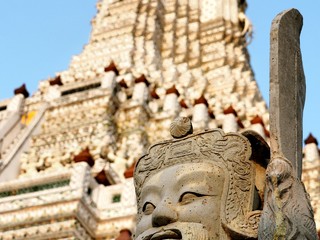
[140,184,162,200]
[176,170,207,186]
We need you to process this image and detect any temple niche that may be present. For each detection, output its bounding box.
[0,0,319,239]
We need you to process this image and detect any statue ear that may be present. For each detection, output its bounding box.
[241,130,270,206]
[220,130,269,239]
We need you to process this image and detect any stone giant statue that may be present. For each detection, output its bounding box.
[134,117,269,239]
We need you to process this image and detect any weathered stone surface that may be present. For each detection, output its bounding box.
[269,8,305,178]
[258,9,318,240]
[134,119,269,239]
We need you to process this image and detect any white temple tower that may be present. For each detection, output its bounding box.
[0,0,318,239]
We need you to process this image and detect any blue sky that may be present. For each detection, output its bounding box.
[0,1,319,142]
[246,1,320,142]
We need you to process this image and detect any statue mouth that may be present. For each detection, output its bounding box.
[149,229,182,240]
[136,223,209,240]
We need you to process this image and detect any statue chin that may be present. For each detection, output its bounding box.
[135,222,210,240]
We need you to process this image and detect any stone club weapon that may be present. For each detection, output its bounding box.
[258,9,318,240]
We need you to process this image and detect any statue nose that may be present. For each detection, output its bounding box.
[152,200,177,227]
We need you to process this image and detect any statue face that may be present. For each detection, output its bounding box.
[135,162,225,240]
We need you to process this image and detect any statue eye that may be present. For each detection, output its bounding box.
[179,192,204,204]
[143,202,155,215]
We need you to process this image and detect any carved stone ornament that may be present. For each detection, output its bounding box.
[258,156,318,239]
[169,117,193,138]
[134,119,270,239]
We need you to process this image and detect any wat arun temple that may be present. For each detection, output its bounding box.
[0,0,319,239]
